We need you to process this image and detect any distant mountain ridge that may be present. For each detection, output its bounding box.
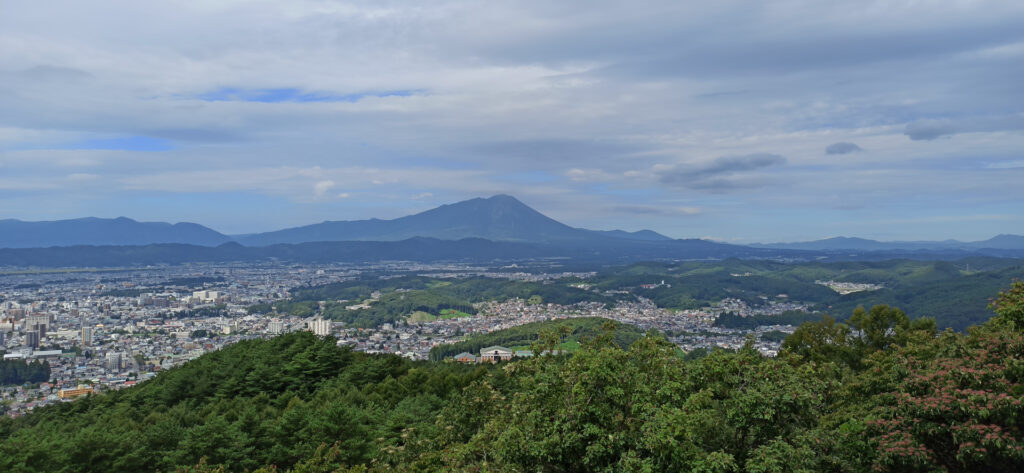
[0,217,231,248]
[3,197,1019,253]
[0,196,670,249]
[234,195,672,246]
[750,234,1024,251]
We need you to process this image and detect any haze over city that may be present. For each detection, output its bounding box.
[2,1,1023,242]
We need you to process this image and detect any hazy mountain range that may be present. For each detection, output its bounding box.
[0,195,671,249]
[749,235,1024,251]
[0,217,231,248]
[0,195,1021,268]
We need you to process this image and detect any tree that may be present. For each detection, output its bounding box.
[990,280,1024,329]
[780,315,854,366]
[862,327,1024,472]
[848,304,911,355]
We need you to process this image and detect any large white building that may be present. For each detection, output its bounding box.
[192,290,220,303]
[105,351,122,371]
[267,318,285,334]
[308,318,332,337]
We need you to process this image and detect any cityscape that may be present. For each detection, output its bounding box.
[1,261,806,417]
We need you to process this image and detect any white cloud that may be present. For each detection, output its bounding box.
[313,180,335,197]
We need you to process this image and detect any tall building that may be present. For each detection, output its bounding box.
[25,313,52,333]
[267,318,285,334]
[32,323,47,339]
[81,326,94,346]
[309,318,331,337]
[105,352,122,372]
[24,330,39,349]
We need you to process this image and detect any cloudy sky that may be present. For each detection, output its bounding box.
[2,1,1023,242]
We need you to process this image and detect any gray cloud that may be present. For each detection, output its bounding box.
[905,116,1024,140]
[468,139,643,159]
[17,65,93,81]
[479,3,1024,81]
[692,153,786,176]
[904,120,960,141]
[825,142,862,155]
[609,205,700,216]
[465,139,650,169]
[658,153,786,192]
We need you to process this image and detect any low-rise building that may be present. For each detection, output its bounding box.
[58,385,94,399]
[479,346,513,362]
[453,352,478,363]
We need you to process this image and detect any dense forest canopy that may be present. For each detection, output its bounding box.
[2,281,1022,472]
[0,359,50,387]
[427,317,648,361]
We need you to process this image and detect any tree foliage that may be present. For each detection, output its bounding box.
[990,279,1024,329]
[0,359,50,386]
[428,317,647,360]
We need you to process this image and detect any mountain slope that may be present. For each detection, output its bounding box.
[968,234,1024,249]
[752,234,1024,251]
[0,217,231,248]
[236,195,668,246]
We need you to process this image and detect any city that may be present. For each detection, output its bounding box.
[0,261,806,417]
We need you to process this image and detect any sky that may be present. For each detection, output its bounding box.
[1,0,1023,242]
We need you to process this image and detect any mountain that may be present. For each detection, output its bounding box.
[236,195,670,246]
[0,217,231,249]
[751,234,1024,252]
[969,234,1024,249]
[0,196,667,249]
[750,236,888,251]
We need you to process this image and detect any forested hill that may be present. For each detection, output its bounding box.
[2,282,1023,472]
[585,258,1024,330]
[0,332,495,472]
[428,317,649,360]
[817,263,1024,329]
